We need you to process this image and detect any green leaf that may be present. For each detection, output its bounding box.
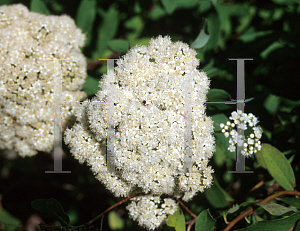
[271,0,299,5]
[213,1,233,41]
[161,0,198,14]
[264,94,281,115]
[204,10,221,50]
[129,37,151,46]
[108,211,125,230]
[222,201,256,223]
[223,204,243,224]
[296,222,300,231]
[94,5,119,58]
[30,0,50,15]
[191,18,210,49]
[204,174,232,209]
[213,1,253,43]
[213,142,227,167]
[227,204,240,214]
[50,1,64,13]
[149,5,166,20]
[258,203,297,216]
[195,209,216,231]
[196,9,220,63]
[198,0,212,13]
[0,208,22,231]
[160,0,176,14]
[31,198,70,227]
[254,143,296,191]
[206,89,232,110]
[260,41,284,59]
[211,113,228,132]
[75,0,96,34]
[202,60,226,78]
[99,6,119,40]
[134,1,142,14]
[254,147,267,169]
[214,133,236,160]
[280,98,300,113]
[239,28,273,43]
[108,39,129,53]
[278,197,300,209]
[166,204,185,231]
[125,16,144,41]
[207,89,231,102]
[166,210,176,227]
[0,0,14,5]
[236,211,300,231]
[83,76,100,97]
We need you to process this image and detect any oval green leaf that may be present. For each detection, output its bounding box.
[83,76,100,97]
[195,209,216,231]
[108,39,129,53]
[236,211,300,231]
[207,89,231,101]
[31,198,70,227]
[75,0,96,34]
[255,143,295,191]
[257,203,297,216]
[100,6,119,39]
[94,6,119,57]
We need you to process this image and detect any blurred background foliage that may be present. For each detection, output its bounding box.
[0,0,300,230]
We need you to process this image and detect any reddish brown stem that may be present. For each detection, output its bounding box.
[171,195,197,218]
[85,193,145,226]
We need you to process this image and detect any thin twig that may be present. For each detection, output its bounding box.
[223,190,300,231]
[171,195,197,218]
[186,216,197,231]
[248,180,264,193]
[84,193,145,226]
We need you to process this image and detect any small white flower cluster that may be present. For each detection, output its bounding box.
[64,36,215,230]
[0,4,87,156]
[126,195,177,230]
[220,110,262,157]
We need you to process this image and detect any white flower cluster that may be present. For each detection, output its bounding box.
[0,4,87,156]
[126,195,177,230]
[220,110,262,157]
[64,35,215,230]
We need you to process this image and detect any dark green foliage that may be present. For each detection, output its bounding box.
[0,0,299,230]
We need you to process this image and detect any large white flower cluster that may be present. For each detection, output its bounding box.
[64,35,215,230]
[0,4,87,156]
[220,110,263,157]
